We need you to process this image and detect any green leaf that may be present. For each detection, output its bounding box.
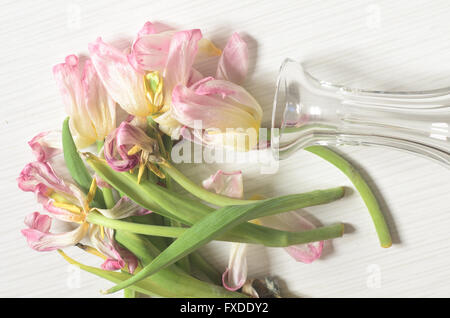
[84,152,345,246]
[189,252,223,285]
[123,288,137,298]
[87,210,344,247]
[113,231,248,298]
[62,117,105,208]
[105,194,345,294]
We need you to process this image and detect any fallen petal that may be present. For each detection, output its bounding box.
[222,243,248,291]
[28,131,62,162]
[260,211,324,263]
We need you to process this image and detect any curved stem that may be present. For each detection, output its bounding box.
[87,211,184,238]
[85,153,345,245]
[96,139,117,211]
[159,160,258,206]
[305,145,392,248]
[87,211,344,247]
[102,188,116,209]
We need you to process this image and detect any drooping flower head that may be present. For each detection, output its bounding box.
[18,137,146,272]
[90,22,261,151]
[104,121,162,183]
[53,55,116,148]
[88,23,206,127]
[164,31,262,150]
[172,77,262,151]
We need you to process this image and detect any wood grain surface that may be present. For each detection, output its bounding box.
[1,0,449,297]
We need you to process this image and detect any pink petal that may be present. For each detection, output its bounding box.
[18,161,68,193]
[192,79,262,121]
[21,222,89,252]
[130,29,174,72]
[137,21,157,36]
[202,170,243,199]
[171,84,259,131]
[187,68,205,88]
[24,212,52,233]
[18,161,86,222]
[172,79,262,150]
[28,131,62,162]
[101,259,125,271]
[96,196,151,219]
[202,171,247,290]
[216,33,248,84]
[53,54,84,117]
[90,226,138,273]
[163,29,202,94]
[193,78,236,98]
[53,55,97,147]
[88,38,149,118]
[81,59,116,140]
[259,211,324,263]
[222,243,248,291]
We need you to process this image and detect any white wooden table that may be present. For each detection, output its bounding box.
[1,0,449,297]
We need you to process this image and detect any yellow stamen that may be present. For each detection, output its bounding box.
[86,178,97,206]
[127,145,142,156]
[137,162,146,184]
[144,71,164,113]
[49,191,71,204]
[249,219,262,226]
[147,163,165,179]
[52,201,83,214]
[76,243,108,260]
[198,38,222,57]
[100,225,105,240]
[249,195,265,225]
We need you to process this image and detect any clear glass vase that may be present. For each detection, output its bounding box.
[271,59,450,167]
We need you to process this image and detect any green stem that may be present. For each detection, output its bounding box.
[114,231,248,298]
[84,153,345,245]
[88,211,184,237]
[59,248,245,298]
[62,117,105,208]
[96,140,104,153]
[96,139,118,210]
[105,189,346,294]
[102,188,116,209]
[160,160,258,206]
[305,145,392,248]
[123,288,137,298]
[87,211,344,247]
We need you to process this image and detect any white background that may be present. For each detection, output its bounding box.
[1,0,449,297]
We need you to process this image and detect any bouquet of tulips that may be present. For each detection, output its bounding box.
[18,21,392,298]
